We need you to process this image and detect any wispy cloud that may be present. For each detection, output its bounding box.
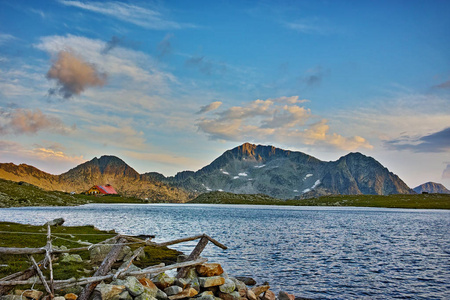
[284,18,336,35]
[197,101,222,114]
[157,34,173,58]
[0,33,16,45]
[58,0,196,30]
[384,127,450,153]
[301,66,329,87]
[0,108,73,135]
[432,80,450,89]
[196,96,372,151]
[185,56,226,76]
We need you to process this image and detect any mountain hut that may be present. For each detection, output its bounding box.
[86,184,118,195]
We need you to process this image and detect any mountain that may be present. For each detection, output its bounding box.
[413,182,450,194]
[0,143,414,201]
[0,156,191,202]
[166,143,413,199]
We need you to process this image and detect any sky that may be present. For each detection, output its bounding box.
[0,0,449,189]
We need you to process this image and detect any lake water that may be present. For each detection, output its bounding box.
[0,204,449,299]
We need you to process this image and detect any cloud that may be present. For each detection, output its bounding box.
[384,127,450,153]
[185,56,226,76]
[46,50,107,98]
[196,97,372,151]
[0,33,16,45]
[443,164,450,181]
[36,34,176,94]
[432,80,450,89]
[89,124,146,150]
[0,108,71,135]
[58,0,195,30]
[197,101,222,114]
[284,18,335,35]
[301,66,329,87]
[157,34,173,57]
[101,36,122,54]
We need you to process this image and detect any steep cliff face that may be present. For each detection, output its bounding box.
[414,182,450,194]
[171,144,414,199]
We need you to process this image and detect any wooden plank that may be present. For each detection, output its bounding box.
[77,237,127,300]
[30,256,52,296]
[177,236,209,278]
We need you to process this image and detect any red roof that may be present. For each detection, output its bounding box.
[95,184,118,194]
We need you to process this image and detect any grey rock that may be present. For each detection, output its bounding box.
[45,218,65,226]
[61,254,83,263]
[164,286,183,296]
[155,289,168,300]
[113,276,145,297]
[219,279,236,294]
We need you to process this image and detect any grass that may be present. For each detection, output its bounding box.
[191,191,450,209]
[0,222,181,281]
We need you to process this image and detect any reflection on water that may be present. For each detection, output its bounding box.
[1,204,449,299]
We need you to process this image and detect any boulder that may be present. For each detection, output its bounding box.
[113,276,145,297]
[217,291,240,300]
[155,289,168,300]
[64,293,78,300]
[278,291,295,300]
[1,296,23,300]
[134,291,157,300]
[90,244,131,263]
[235,277,256,286]
[153,273,176,290]
[175,278,190,289]
[45,218,65,226]
[246,290,257,300]
[61,254,83,263]
[93,283,126,300]
[199,276,226,288]
[219,279,236,294]
[261,290,276,300]
[139,278,159,297]
[196,263,224,277]
[196,291,216,300]
[22,290,44,300]
[167,288,198,300]
[54,297,65,300]
[164,286,183,296]
[118,291,133,300]
[251,285,270,297]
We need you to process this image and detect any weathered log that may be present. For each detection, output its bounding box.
[177,235,209,278]
[113,246,144,280]
[0,258,207,288]
[30,256,52,296]
[45,224,55,295]
[0,257,47,296]
[77,237,127,300]
[156,234,227,250]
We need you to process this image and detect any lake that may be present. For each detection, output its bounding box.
[0,204,449,299]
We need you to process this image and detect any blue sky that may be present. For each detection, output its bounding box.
[0,0,449,189]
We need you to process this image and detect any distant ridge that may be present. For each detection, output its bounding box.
[164,143,414,199]
[0,143,415,201]
[413,182,450,194]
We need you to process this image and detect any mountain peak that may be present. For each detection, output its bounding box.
[414,182,450,194]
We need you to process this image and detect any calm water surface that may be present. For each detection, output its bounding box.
[0,204,449,300]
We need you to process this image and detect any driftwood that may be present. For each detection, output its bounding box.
[113,246,144,280]
[78,237,127,300]
[177,236,209,278]
[0,257,208,288]
[0,257,47,295]
[30,256,52,296]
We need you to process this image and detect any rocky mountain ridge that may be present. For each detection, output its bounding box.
[413,182,450,194]
[0,143,415,201]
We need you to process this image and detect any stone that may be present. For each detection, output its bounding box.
[251,285,270,297]
[153,273,176,290]
[175,278,190,289]
[278,291,295,300]
[164,286,183,296]
[61,254,83,263]
[261,290,276,300]
[0,296,23,300]
[135,292,157,300]
[54,297,65,300]
[45,218,65,226]
[90,244,131,263]
[19,290,43,300]
[217,291,240,300]
[190,277,200,292]
[199,276,226,288]
[64,293,78,300]
[94,283,126,300]
[235,277,256,286]
[168,288,198,300]
[246,290,257,300]
[219,279,236,294]
[119,291,133,300]
[155,289,168,300]
[114,276,145,297]
[196,263,224,277]
[139,278,159,297]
